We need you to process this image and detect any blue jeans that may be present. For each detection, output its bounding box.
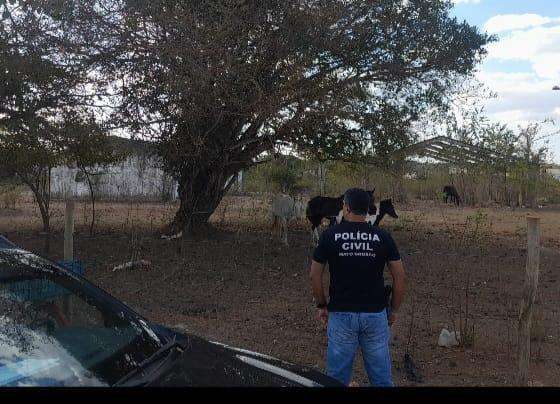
[326,311,393,387]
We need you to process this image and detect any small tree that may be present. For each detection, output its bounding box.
[516,123,553,208]
[64,117,124,235]
[0,128,61,252]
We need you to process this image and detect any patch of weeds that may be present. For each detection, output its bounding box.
[460,323,477,349]
[464,210,492,245]
[445,209,492,352]
[514,224,525,238]
[392,215,416,232]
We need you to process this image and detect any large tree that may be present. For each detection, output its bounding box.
[35,0,491,235]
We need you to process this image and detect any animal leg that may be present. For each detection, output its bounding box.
[336,210,343,224]
[271,216,278,239]
[312,226,320,245]
[161,231,183,240]
[282,218,288,246]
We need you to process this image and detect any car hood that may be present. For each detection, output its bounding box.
[0,235,17,250]
[147,333,342,387]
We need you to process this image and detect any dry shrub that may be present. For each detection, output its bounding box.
[1,185,23,210]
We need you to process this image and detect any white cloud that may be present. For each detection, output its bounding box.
[477,71,559,120]
[485,24,560,80]
[484,14,558,34]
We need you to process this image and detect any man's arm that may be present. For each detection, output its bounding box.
[310,259,328,326]
[310,259,327,306]
[388,260,406,325]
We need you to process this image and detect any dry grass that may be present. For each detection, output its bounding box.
[2,193,560,386]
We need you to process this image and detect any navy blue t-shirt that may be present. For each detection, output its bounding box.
[313,221,401,313]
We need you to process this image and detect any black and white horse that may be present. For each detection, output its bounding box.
[330,198,398,227]
[306,190,376,243]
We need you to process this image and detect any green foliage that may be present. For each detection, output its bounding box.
[245,158,403,198]
[465,209,491,244]
[245,157,313,195]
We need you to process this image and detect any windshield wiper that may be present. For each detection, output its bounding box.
[113,337,182,386]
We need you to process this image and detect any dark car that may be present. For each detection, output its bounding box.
[0,235,341,387]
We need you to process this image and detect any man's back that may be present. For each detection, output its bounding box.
[313,221,400,313]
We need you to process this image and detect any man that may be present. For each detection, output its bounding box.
[309,188,406,387]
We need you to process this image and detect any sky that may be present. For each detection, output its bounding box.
[451,0,560,162]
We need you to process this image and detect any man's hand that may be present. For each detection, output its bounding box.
[317,307,328,327]
[388,311,397,327]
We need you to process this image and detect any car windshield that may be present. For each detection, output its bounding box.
[0,249,163,387]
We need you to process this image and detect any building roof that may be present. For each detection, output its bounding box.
[393,136,518,166]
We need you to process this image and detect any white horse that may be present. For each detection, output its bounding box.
[270,194,305,246]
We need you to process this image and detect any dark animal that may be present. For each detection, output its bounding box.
[329,198,398,227]
[306,189,376,243]
[369,199,398,226]
[443,185,461,206]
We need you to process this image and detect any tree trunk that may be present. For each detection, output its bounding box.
[37,200,50,233]
[171,165,236,237]
[22,169,51,254]
[526,165,538,209]
[318,162,327,196]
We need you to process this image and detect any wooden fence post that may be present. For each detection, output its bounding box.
[517,216,541,385]
[64,199,75,261]
[62,199,75,320]
[237,170,244,194]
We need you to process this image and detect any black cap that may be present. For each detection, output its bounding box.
[343,188,370,216]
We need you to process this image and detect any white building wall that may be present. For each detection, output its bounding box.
[51,155,178,201]
[50,165,89,199]
[546,168,560,181]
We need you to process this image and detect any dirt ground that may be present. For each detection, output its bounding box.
[2,194,560,386]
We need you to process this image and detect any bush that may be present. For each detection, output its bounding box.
[245,157,315,195]
[0,184,23,209]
